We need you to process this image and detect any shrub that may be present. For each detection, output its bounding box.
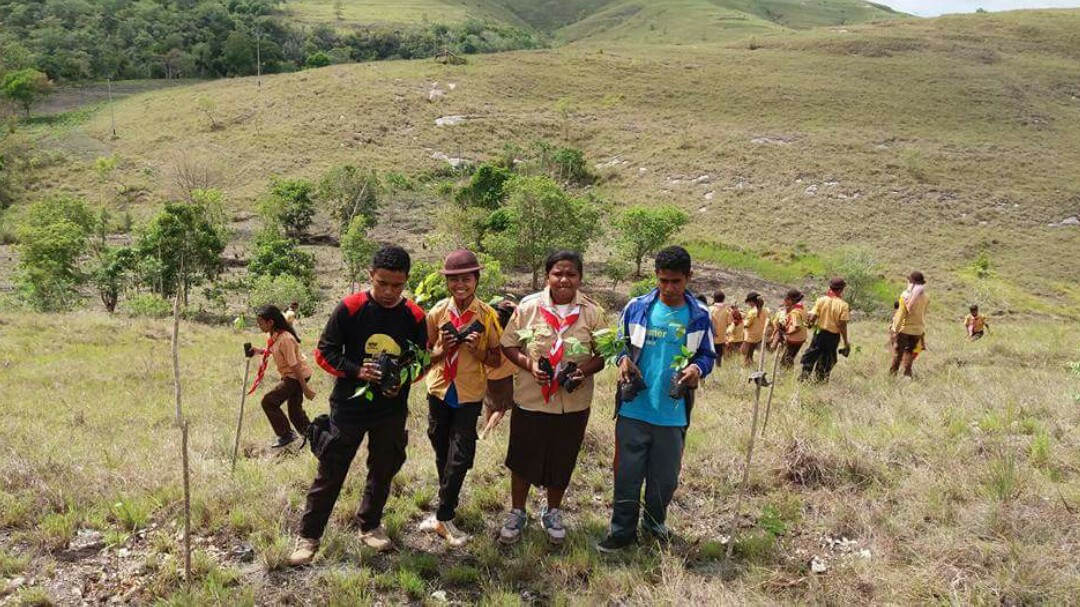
[317,164,380,235]
[454,163,511,210]
[260,177,315,239]
[629,275,658,298]
[825,245,890,313]
[552,147,589,183]
[123,293,172,318]
[305,51,331,69]
[1,68,52,116]
[340,216,378,288]
[248,227,315,287]
[14,195,95,311]
[248,274,315,316]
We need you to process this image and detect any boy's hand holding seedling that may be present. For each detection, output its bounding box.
[618,357,642,384]
[677,363,701,388]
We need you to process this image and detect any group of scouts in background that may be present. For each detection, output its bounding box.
[241,242,978,565]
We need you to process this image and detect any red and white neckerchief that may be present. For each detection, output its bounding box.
[443,303,476,385]
[538,302,581,403]
[247,332,279,395]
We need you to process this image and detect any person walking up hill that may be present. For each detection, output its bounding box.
[799,278,851,382]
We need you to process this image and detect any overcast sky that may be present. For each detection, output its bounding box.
[880,0,1080,16]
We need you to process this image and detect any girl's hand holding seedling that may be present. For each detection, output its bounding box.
[439,328,461,349]
[528,358,552,384]
[303,385,317,400]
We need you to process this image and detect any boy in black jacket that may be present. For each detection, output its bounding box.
[289,246,427,565]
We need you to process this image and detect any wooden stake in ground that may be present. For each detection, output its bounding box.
[171,276,192,587]
[725,321,771,561]
[231,351,253,471]
[759,342,784,439]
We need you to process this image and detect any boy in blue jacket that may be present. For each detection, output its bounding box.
[598,246,716,552]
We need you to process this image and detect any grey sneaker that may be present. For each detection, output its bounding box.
[540,507,566,545]
[498,509,527,545]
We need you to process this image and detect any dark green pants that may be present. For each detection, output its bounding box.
[609,416,685,540]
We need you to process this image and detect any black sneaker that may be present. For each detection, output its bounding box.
[271,433,297,449]
[596,534,637,554]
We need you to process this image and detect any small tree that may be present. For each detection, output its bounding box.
[305,51,331,69]
[137,202,227,304]
[260,177,315,239]
[14,195,95,310]
[317,164,379,235]
[1,69,52,117]
[248,226,315,287]
[340,215,377,291]
[483,175,602,288]
[614,205,690,276]
[825,245,886,314]
[249,274,315,316]
[91,245,136,313]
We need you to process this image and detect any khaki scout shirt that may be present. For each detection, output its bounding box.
[499,288,607,414]
[893,292,929,337]
[425,297,502,404]
[709,303,732,345]
[810,296,850,335]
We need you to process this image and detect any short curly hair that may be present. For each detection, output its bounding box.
[372,245,411,274]
[654,246,692,275]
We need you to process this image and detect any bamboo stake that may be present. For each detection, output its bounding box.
[725,311,771,561]
[231,355,252,472]
[759,341,784,439]
[171,267,192,587]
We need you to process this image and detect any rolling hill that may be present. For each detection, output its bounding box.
[16,7,1080,317]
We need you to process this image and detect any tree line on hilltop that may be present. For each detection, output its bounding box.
[0,0,541,83]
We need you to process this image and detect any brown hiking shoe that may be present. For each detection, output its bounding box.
[359,526,393,552]
[287,537,319,567]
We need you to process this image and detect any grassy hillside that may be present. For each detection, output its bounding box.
[280,0,526,28]
[17,8,1080,317]
[1,312,1078,604]
[559,0,904,46]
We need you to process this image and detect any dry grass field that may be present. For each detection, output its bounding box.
[1,310,1078,604]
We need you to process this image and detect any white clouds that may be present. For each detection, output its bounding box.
[878,0,1080,17]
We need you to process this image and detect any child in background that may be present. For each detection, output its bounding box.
[964,305,989,341]
[741,292,770,367]
[726,304,745,358]
[481,298,517,439]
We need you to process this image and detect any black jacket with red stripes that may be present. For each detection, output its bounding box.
[314,292,427,422]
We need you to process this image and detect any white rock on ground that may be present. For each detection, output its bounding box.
[435,115,466,127]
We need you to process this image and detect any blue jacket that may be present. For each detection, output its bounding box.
[616,288,717,378]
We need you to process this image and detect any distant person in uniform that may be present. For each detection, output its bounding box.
[741,292,769,367]
[964,304,989,341]
[799,277,851,382]
[249,305,315,449]
[890,271,929,378]
[726,304,745,358]
[777,289,808,368]
[708,290,732,369]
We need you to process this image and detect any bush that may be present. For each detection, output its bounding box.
[629,276,658,298]
[340,216,377,288]
[305,51,331,69]
[14,195,95,311]
[825,246,890,313]
[123,294,172,318]
[317,165,379,235]
[552,147,589,183]
[454,163,511,210]
[248,227,315,287]
[260,177,315,239]
[248,274,316,316]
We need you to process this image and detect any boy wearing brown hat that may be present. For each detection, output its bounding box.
[421,249,504,546]
[799,277,851,382]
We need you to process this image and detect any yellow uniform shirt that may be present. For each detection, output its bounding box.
[744,306,771,343]
[709,303,732,345]
[425,297,502,404]
[965,314,986,333]
[785,306,809,343]
[810,296,850,334]
[499,289,607,414]
[893,293,929,336]
[727,317,745,343]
